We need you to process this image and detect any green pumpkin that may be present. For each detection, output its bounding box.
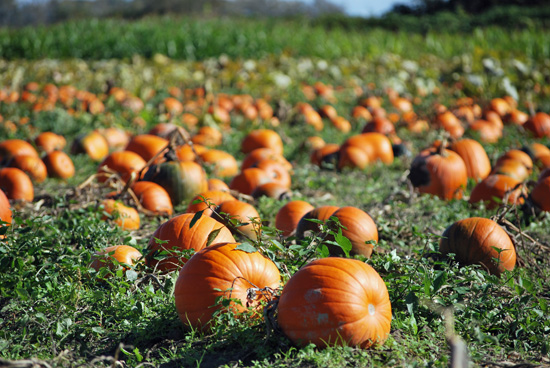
[144,160,208,206]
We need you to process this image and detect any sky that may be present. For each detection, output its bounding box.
[314,0,414,17]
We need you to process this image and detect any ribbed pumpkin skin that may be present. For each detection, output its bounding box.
[275,200,315,237]
[0,167,34,201]
[98,151,147,183]
[531,176,550,211]
[216,200,262,240]
[278,258,392,349]
[144,161,208,206]
[409,147,467,200]
[187,190,235,216]
[469,174,524,209]
[90,245,142,271]
[331,207,378,258]
[146,213,235,272]
[440,217,516,275]
[132,181,173,216]
[449,139,491,181]
[174,242,281,331]
[296,205,340,238]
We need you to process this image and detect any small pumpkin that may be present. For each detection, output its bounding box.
[0,167,34,201]
[409,146,467,200]
[449,139,491,181]
[241,148,292,171]
[229,168,271,195]
[0,139,39,163]
[71,131,109,161]
[215,200,262,240]
[34,132,66,153]
[125,134,169,163]
[187,190,236,216]
[524,112,550,138]
[275,200,314,237]
[199,149,239,178]
[277,257,392,349]
[43,151,75,179]
[101,199,140,230]
[469,174,524,209]
[241,129,283,155]
[362,116,395,136]
[341,133,394,165]
[440,217,516,275]
[146,213,235,272]
[207,178,230,192]
[174,242,281,331]
[9,154,47,183]
[97,127,131,150]
[251,182,291,200]
[530,176,550,212]
[330,206,378,258]
[98,151,147,183]
[89,245,142,272]
[132,181,173,216]
[0,188,12,237]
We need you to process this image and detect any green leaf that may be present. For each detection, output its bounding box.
[126,269,138,282]
[189,210,204,229]
[333,228,352,257]
[91,326,104,334]
[206,228,222,247]
[235,242,257,253]
[16,288,29,301]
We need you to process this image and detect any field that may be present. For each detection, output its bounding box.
[1,16,550,368]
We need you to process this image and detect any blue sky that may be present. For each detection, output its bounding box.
[316,0,414,16]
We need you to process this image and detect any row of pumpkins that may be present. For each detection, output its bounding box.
[0,85,547,350]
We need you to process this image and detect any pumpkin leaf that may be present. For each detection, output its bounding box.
[333,228,352,257]
[206,228,222,247]
[189,210,204,229]
[235,242,257,253]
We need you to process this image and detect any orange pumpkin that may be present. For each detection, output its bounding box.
[330,206,378,257]
[341,133,394,164]
[409,147,467,200]
[199,150,239,178]
[362,116,395,136]
[174,242,281,331]
[207,178,230,192]
[241,129,283,155]
[125,134,168,163]
[277,257,391,349]
[338,146,369,170]
[132,181,173,216]
[71,131,109,161]
[89,245,142,272]
[43,151,75,179]
[98,151,147,183]
[0,139,39,162]
[296,205,340,238]
[251,182,291,200]
[97,128,130,150]
[9,154,48,183]
[229,168,272,195]
[101,199,140,230]
[0,167,34,201]
[469,174,524,209]
[449,139,491,181]
[241,148,292,171]
[146,213,235,272]
[0,188,12,237]
[310,144,340,168]
[216,200,262,240]
[524,112,550,138]
[530,176,550,212]
[187,190,236,217]
[254,159,291,188]
[440,217,516,275]
[275,200,315,237]
[34,132,67,153]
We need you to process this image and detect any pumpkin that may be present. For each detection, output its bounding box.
[304,136,326,151]
[491,159,531,182]
[338,146,369,170]
[448,139,491,181]
[330,207,378,258]
[125,134,168,163]
[296,205,340,238]
[319,105,338,120]
[0,139,39,163]
[71,131,109,161]
[199,149,239,178]
[530,176,550,212]
[331,116,352,133]
[254,159,291,188]
[229,168,271,195]
[277,257,392,349]
[98,151,147,183]
[101,199,140,230]
[341,133,394,164]
[469,120,502,143]
[97,128,130,150]
[507,109,529,125]
[310,144,340,168]
[351,105,373,121]
[241,148,292,171]
[148,123,178,139]
[489,98,511,117]
[175,144,207,162]
[469,174,524,209]
[0,188,11,237]
[187,190,235,216]
[440,217,516,275]
[207,178,230,192]
[0,167,34,201]
[362,116,395,136]
[216,200,262,240]
[275,200,314,237]
[241,129,283,155]
[9,154,47,183]
[174,242,281,331]
[251,182,291,200]
[163,97,184,115]
[191,127,223,147]
[43,151,75,179]
[521,143,550,167]
[409,146,467,200]
[495,150,533,174]
[146,213,235,272]
[89,245,142,272]
[524,112,550,138]
[143,160,208,206]
[132,181,173,216]
[34,132,66,153]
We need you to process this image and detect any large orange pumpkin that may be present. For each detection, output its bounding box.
[524,112,550,138]
[409,146,467,200]
[440,217,516,275]
[131,181,173,216]
[469,174,524,209]
[146,213,235,272]
[198,149,239,178]
[0,139,39,162]
[229,168,272,195]
[34,132,67,153]
[9,154,48,183]
[341,133,394,164]
[277,257,392,349]
[174,242,281,331]
[241,129,283,155]
[216,200,262,241]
